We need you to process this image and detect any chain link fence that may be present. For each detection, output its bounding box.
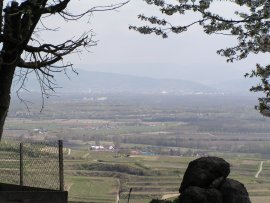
[0,140,63,190]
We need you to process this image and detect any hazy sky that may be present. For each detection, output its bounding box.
[36,0,270,84]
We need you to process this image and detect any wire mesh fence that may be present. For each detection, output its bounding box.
[0,140,63,190]
[0,141,20,185]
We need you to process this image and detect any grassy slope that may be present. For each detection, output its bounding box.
[64,150,270,203]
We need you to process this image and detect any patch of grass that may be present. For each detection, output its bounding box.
[66,176,118,202]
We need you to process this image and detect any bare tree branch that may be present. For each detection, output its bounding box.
[59,1,129,21]
[0,0,128,139]
[42,0,70,14]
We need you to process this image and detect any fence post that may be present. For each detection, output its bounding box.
[20,143,23,186]
[58,140,64,191]
[127,188,132,203]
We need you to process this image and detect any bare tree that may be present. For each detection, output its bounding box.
[0,0,128,140]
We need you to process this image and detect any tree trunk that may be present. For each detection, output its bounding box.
[0,4,23,139]
[0,2,25,140]
[0,65,16,140]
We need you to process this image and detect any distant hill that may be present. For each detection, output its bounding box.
[13,70,222,95]
[214,78,261,95]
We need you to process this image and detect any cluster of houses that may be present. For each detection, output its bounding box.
[89,145,208,158]
[90,145,114,151]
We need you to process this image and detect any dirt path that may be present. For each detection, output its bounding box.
[116,179,120,203]
[207,133,216,137]
[82,152,90,159]
[161,193,179,200]
[65,183,73,191]
[255,161,264,178]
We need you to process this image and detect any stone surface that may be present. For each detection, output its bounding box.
[179,156,230,193]
[178,157,252,203]
[220,178,251,203]
[179,186,222,203]
[209,176,225,189]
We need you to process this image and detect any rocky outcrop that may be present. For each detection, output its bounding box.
[179,186,222,203]
[178,157,251,203]
[220,178,251,203]
[179,156,230,193]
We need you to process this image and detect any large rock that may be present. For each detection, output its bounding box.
[177,157,252,203]
[179,156,230,193]
[220,178,251,203]
[179,186,222,203]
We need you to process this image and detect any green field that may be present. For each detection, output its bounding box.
[5,95,270,202]
[64,150,270,203]
[66,176,118,203]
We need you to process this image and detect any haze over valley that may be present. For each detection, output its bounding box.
[14,69,259,96]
